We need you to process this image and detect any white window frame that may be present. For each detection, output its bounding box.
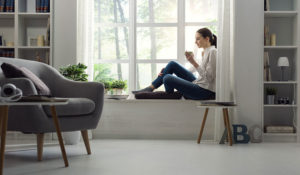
[95,0,217,92]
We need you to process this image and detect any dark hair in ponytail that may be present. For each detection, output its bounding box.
[197,28,217,48]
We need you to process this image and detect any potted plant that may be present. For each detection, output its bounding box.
[111,80,127,95]
[59,63,88,145]
[101,80,111,94]
[266,87,276,104]
[59,63,88,82]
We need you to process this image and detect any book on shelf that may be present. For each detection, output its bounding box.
[45,50,49,64]
[0,49,14,58]
[36,0,50,13]
[0,0,5,12]
[43,0,49,12]
[264,0,270,11]
[45,17,50,46]
[264,51,272,81]
[10,0,14,12]
[40,0,44,12]
[264,25,270,46]
[4,0,9,12]
[0,0,14,12]
[36,0,41,12]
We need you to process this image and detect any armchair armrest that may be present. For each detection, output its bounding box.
[38,64,104,106]
[0,78,38,96]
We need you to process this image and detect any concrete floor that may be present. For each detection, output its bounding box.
[3,139,300,175]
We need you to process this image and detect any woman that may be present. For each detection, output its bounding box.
[132,28,217,100]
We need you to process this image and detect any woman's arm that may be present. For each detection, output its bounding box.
[194,50,217,82]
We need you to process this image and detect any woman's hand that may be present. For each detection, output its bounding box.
[185,51,199,68]
[185,51,196,64]
[158,68,164,76]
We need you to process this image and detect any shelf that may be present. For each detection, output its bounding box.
[263,133,297,136]
[264,46,298,49]
[264,11,298,17]
[18,13,50,19]
[0,46,15,49]
[0,13,15,19]
[18,46,50,49]
[264,81,297,84]
[264,104,297,107]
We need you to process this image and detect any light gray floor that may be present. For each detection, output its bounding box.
[4,139,300,175]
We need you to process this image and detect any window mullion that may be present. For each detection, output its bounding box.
[178,0,185,64]
[129,0,137,91]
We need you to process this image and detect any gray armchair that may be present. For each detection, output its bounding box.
[0,57,104,160]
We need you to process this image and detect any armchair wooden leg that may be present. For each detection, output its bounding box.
[37,133,44,161]
[81,130,91,155]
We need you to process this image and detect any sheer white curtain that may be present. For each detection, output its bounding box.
[214,0,235,140]
[77,0,94,81]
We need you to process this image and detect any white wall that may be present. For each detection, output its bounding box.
[53,0,77,69]
[233,0,263,127]
[94,100,216,140]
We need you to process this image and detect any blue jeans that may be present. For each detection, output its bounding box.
[152,61,215,100]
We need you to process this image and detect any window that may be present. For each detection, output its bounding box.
[93,0,218,93]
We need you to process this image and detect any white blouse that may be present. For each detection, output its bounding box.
[188,46,217,92]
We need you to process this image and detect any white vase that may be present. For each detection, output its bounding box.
[62,131,81,145]
[113,88,123,95]
[267,95,275,104]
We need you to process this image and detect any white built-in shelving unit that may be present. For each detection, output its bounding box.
[0,0,53,65]
[263,0,300,142]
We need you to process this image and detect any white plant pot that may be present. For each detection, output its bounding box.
[62,131,81,145]
[113,88,123,95]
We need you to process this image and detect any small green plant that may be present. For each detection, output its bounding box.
[101,80,111,89]
[266,87,276,95]
[59,63,88,81]
[111,80,127,89]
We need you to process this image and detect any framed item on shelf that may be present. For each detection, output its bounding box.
[28,37,37,46]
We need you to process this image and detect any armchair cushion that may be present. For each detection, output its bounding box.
[1,62,23,77]
[43,98,95,117]
[1,63,51,95]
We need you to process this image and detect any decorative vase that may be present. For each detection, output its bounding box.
[62,131,81,145]
[267,95,275,104]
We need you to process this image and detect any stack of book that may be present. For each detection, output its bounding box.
[36,0,50,13]
[0,49,14,58]
[264,52,272,81]
[0,0,15,12]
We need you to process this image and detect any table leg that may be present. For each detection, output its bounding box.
[197,108,209,144]
[0,106,8,175]
[222,109,229,143]
[224,108,233,146]
[50,106,69,167]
